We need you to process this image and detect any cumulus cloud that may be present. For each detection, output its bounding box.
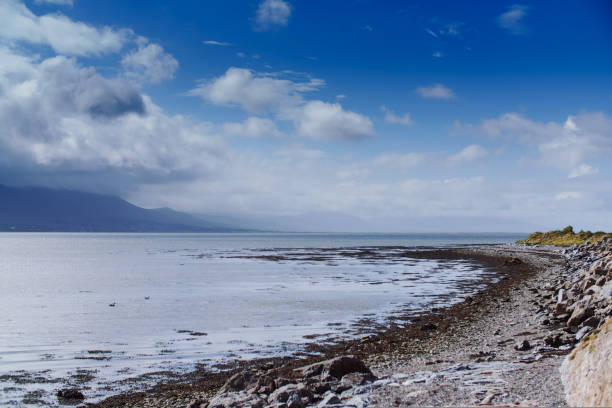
[497,4,529,35]
[294,101,374,141]
[0,0,131,56]
[446,145,488,166]
[381,106,414,126]
[223,117,282,138]
[122,41,178,84]
[190,67,323,113]
[254,0,291,31]
[8,54,145,118]
[568,164,599,179]
[0,46,224,193]
[191,67,374,141]
[416,83,455,99]
[457,111,612,177]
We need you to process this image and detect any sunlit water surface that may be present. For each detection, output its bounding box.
[0,232,523,406]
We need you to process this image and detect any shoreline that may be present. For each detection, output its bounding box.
[88,244,569,408]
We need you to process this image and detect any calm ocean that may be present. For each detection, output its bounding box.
[0,232,523,405]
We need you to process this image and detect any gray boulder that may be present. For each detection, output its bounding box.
[207,391,265,408]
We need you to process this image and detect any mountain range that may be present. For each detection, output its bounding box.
[0,185,536,233]
[0,185,235,232]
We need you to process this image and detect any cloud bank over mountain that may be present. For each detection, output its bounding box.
[0,0,610,231]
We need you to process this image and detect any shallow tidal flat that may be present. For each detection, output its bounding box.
[0,233,521,406]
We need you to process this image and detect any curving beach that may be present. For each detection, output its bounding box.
[89,241,608,408]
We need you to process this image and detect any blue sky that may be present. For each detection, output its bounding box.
[0,0,611,231]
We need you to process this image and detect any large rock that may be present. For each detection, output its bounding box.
[326,356,372,380]
[207,391,265,408]
[267,383,312,404]
[218,371,255,393]
[545,331,573,348]
[295,355,372,380]
[561,318,612,407]
[56,388,84,400]
[567,297,594,327]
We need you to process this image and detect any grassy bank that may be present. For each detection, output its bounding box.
[517,226,612,245]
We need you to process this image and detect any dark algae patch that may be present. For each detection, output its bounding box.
[517,225,612,245]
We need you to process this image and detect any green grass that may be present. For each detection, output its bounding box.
[517,226,612,245]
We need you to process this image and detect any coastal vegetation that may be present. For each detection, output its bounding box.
[517,226,612,245]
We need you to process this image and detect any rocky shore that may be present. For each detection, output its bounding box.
[83,241,611,407]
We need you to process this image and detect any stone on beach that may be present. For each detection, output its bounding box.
[295,355,372,380]
[207,391,265,408]
[56,388,85,400]
[514,340,532,351]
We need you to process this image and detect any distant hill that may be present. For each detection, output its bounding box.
[0,185,237,232]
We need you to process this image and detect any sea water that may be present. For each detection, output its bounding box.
[0,232,523,406]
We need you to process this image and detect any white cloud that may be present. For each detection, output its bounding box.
[0,0,131,56]
[336,168,371,180]
[0,47,224,193]
[381,106,413,126]
[446,145,488,166]
[425,28,438,38]
[568,164,599,179]
[416,83,455,99]
[432,51,443,58]
[555,192,583,200]
[122,41,178,84]
[442,22,463,36]
[471,112,556,142]
[254,0,291,31]
[458,111,612,177]
[34,0,73,5]
[223,117,282,138]
[426,22,465,38]
[294,101,374,141]
[275,143,325,160]
[190,67,323,113]
[371,152,427,169]
[0,46,37,77]
[191,67,373,141]
[203,40,232,46]
[497,4,529,35]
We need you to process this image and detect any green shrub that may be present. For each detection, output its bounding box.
[517,227,612,245]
